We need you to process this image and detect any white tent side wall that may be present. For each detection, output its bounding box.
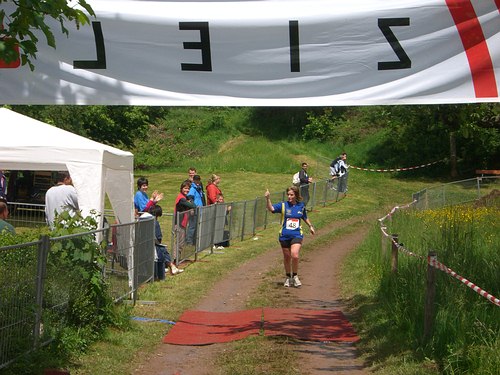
[105,168,134,224]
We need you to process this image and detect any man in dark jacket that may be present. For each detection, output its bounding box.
[298,162,313,208]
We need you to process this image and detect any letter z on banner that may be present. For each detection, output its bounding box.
[0,0,499,105]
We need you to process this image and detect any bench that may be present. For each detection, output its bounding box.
[476,169,500,177]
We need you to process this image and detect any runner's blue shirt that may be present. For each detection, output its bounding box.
[271,201,308,240]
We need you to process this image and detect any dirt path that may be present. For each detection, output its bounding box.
[133,216,374,375]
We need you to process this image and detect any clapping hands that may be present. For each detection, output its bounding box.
[151,190,164,203]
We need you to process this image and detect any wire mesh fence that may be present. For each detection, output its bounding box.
[412,176,499,210]
[0,218,154,370]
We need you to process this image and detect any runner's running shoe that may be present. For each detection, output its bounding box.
[292,275,302,288]
[284,277,292,287]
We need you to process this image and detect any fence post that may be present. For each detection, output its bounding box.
[33,235,49,349]
[323,179,328,207]
[263,198,269,229]
[310,181,316,210]
[240,201,247,242]
[391,234,398,273]
[252,198,258,237]
[133,220,139,304]
[424,251,437,341]
[381,227,387,257]
[210,205,217,254]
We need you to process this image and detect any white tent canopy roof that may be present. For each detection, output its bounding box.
[0,107,134,225]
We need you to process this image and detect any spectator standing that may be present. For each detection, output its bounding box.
[206,174,222,205]
[0,170,6,199]
[134,177,163,218]
[329,152,348,179]
[174,180,196,256]
[186,175,205,245]
[45,171,79,229]
[187,175,206,207]
[0,201,15,234]
[187,167,197,182]
[329,153,349,193]
[298,162,313,208]
[214,192,231,249]
[264,186,315,288]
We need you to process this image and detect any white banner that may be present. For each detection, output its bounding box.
[1,0,499,105]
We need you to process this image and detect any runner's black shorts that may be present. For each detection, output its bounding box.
[279,238,303,248]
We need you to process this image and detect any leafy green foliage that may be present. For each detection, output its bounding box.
[304,104,499,177]
[48,210,114,333]
[0,0,95,70]
[9,105,162,147]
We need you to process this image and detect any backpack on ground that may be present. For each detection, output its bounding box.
[292,171,300,186]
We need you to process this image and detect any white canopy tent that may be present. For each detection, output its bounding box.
[0,107,134,226]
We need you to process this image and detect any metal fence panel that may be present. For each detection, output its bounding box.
[103,223,134,302]
[413,177,499,210]
[6,202,46,227]
[197,205,217,251]
[134,217,155,289]
[0,241,42,370]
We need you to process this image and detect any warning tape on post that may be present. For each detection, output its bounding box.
[379,202,499,308]
[351,159,443,172]
[428,257,500,308]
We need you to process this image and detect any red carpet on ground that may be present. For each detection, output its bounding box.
[163,308,359,345]
[263,307,359,342]
[163,308,262,345]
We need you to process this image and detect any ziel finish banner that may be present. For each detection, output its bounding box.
[1,0,499,105]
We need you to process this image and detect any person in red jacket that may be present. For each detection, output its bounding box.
[206,174,222,205]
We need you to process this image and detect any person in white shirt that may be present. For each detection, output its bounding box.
[45,171,79,229]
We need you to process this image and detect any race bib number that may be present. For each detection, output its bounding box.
[286,218,300,230]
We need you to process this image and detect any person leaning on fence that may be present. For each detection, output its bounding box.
[174,180,196,255]
[264,186,315,288]
[149,205,183,279]
[186,175,205,245]
[330,152,348,180]
[206,173,222,205]
[213,192,231,249]
[0,201,15,235]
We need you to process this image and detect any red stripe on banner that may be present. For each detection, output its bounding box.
[446,0,498,98]
[496,1,500,12]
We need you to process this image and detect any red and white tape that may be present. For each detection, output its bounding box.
[380,226,425,260]
[429,257,500,308]
[351,160,443,172]
[378,201,417,223]
[379,203,499,307]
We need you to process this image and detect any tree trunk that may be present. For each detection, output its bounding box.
[450,131,457,178]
